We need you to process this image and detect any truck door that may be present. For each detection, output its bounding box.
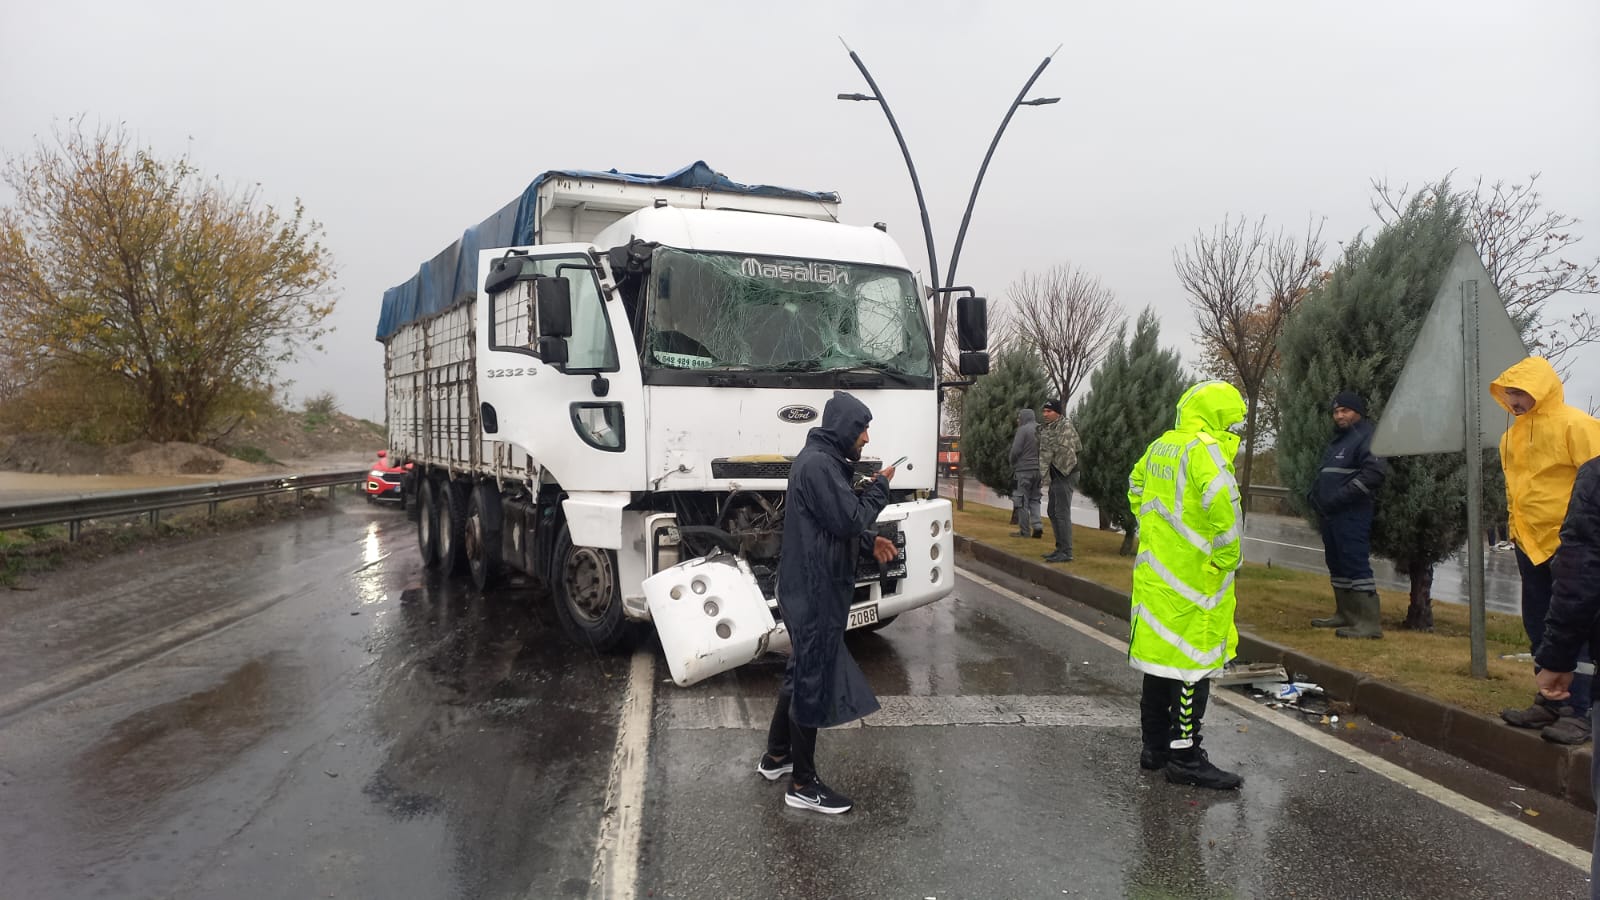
[476,246,645,491]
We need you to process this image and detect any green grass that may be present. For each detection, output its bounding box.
[229,445,277,465]
[955,503,1533,717]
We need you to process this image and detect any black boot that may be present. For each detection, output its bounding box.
[1164,747,1243,790]
[1139,746,1170,771]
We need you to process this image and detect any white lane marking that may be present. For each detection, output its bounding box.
[585,649,655,900]
[1243,535,1321,551]
[958,567,1591,871]
[660,694,1132,730]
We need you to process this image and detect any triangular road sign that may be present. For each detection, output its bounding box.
[1372,242,1528,456]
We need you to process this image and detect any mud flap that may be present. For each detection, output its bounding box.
[644,554,777,687]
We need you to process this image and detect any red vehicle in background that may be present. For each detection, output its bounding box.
[364,450,411,504]
[938,435,961,477]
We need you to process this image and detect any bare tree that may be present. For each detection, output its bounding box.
[1373,174,1600,365]
[1005,263,1123,406]
[1175,215,1326,510]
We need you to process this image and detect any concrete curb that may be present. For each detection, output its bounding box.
[954,534,1595,811]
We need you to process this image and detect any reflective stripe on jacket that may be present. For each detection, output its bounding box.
[1126,381,1246,682]
[1491,357,1600,565]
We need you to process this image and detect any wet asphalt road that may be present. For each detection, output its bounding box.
[0,499,1589,899]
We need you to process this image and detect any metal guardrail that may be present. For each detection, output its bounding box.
[0,469,368,541]
[1249,484,1290,499]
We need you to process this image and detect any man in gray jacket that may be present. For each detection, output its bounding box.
[1010,408,1042,539]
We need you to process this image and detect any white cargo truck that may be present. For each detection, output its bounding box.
[377,162,989,685]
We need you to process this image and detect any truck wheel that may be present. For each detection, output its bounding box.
[552,525,629,651]
[465,484,502,591]
[416,477,439,567]
[436,477,469,576]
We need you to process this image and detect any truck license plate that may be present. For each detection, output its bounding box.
[846,605,879,630]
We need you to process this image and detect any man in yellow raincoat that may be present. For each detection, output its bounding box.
[1128,380,1248,789]
[1493,357,1600,745]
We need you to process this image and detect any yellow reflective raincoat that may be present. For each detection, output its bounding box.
[1127,381,1248,682]
[1491,357,1600,565]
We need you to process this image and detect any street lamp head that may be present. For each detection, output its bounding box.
[1021,97,1061,106]
[837,92,878,102]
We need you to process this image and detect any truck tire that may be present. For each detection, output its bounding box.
[436,476,469,576]
[465,484,502,591]
[551,524,630,651]
[416,477,439,567]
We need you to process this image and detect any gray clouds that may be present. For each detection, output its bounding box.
[3,0,1596,418]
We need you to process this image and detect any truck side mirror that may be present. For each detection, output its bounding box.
[535,276,573,338]
[957,296,988,352]
[958,351,990,376]
[484,255,525,296]
[539,336,569,366]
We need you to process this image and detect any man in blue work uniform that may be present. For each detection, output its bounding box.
[1307,391,1388,639]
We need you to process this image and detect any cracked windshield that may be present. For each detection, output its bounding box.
[644,247,933,379]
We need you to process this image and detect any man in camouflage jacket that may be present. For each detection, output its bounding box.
[1039,399,1082,563]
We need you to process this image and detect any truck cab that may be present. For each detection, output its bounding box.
[379,164,987,685]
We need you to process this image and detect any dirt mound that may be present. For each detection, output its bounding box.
[219,409,385,465]
[0,433,111,474]
[113,442,264,476]
[0,407,385,478]
[0,434,267,477]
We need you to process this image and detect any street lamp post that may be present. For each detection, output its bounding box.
[838,44,1060,510]
[942,49,1061,330]
[836,52,941,315]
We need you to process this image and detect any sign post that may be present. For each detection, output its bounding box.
[1371,243,1527,678]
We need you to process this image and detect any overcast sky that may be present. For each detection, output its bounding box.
[3,1,1597,421]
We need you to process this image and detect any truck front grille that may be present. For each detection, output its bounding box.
[711,459,881,480]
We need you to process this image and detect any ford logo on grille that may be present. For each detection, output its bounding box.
[777,405,818,423]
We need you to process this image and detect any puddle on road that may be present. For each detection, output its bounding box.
[70,653,305,839]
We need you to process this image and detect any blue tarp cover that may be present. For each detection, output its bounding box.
[375,162,839,340]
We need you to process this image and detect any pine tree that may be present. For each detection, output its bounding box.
[1276,181,1473,629]
[960,346,1051,498]
[1074,308,1190,554]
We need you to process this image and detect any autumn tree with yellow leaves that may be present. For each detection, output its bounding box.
[0,123,335,443]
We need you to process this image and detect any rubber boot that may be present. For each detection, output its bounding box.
[1336,590,1384,639]
[1311,588,1354,629]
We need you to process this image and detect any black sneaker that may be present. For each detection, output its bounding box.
[785,780,853,814]
[1139,747,1170,771]
[756,753,793,781]
[1164,749,1243,790]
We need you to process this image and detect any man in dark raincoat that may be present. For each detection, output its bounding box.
[758,391,898,814]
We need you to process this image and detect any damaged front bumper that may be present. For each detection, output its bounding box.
[643,498,954,687]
